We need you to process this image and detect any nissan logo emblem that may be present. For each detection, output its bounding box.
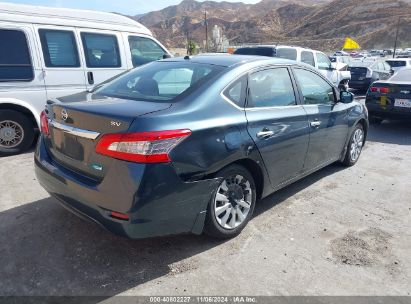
[61,109,68,121]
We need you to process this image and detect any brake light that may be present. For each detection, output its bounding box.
[40,111,49,135]
[95,129,191,163]
[370,87,390,94]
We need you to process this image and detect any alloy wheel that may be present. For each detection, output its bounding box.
[213,174,252,230]
[350,128,364,162]
[0,120,24,148]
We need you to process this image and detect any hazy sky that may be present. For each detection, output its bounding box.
[5,0,261,15]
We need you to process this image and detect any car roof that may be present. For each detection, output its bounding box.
[162,54,298,67]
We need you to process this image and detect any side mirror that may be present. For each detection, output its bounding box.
[340,91,354,103]
[162,54,172,59]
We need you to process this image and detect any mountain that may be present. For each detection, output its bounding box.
[134,0,411,51]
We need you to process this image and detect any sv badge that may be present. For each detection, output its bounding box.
[110,121,122,127]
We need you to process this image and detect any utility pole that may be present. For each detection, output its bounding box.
[393,17,401,58]
[204,11,208,52]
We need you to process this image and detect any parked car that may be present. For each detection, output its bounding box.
[234,45,351,90]
[348,59,392,91]
[0,3,171,156]
[386,58,411,73]
[366,68,411,123]
[35,55,368,239]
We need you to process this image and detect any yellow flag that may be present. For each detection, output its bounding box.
[343,37,360,50]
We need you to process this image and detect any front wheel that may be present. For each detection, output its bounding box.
[342,123,365,167]
[204,164,256,239]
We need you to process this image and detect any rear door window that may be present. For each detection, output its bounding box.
[129,36,167,67]
[301,51,315,66]
[223,75,247,108]
[81,33,121,68]
[39,29,80,67]
[0,29,33,81]
[247,68,296,108]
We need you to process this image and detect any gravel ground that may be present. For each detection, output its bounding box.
[0,111,410,297]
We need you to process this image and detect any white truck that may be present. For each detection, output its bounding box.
[234,45,352,91]
[0,2,171,155]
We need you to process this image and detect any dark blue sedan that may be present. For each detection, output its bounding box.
[35,55,368,239]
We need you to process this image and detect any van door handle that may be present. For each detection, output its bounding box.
[257,130,274,139]
[87,71,94,85]
[310,121,322,128]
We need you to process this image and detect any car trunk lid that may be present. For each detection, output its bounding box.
[45,96,171,180]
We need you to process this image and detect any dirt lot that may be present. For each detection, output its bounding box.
[0,114,410,296]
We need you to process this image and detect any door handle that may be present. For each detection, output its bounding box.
[257,130,274,139]
[87,71,94,85]
[310,121,322,128]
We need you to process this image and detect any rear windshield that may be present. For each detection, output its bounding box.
[390,69,411,81]
[275,48,297,61]
[234,47,274,57]
[386,60,406,68]
[95,61,224,102]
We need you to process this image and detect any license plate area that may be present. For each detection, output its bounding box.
[394,99,411,108]
[52,128,85,161]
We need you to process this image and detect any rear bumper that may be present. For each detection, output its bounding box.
[34,137,220,239]
[366,97,411,119]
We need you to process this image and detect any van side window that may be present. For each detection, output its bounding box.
[81,33,121,68]
[128,36,166,67]
[39,29,80,67]
[301,51,315,66]
[0,29,33,82]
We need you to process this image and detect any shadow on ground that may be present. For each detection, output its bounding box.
[0,161,345,297]
[367,120,411,145]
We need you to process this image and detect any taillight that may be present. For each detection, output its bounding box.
[370,87,390,94]
[95,129,191,163]
[40,111,49,135]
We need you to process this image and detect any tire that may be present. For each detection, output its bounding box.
[369,116,383,124]
[0,110,35,156]
[204,164,257,239]
[342,123,365,167]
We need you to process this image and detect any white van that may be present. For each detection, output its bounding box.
[0,2,171,155]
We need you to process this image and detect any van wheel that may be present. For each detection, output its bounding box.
[0,110,35,156]
[204,164,256,239]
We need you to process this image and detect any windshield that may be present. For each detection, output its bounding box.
[95,61,224,102]
[390,69,411,81]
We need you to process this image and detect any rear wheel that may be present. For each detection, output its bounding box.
[0,110,35,156]
[342,123,364,167]
[204,164,256,239]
